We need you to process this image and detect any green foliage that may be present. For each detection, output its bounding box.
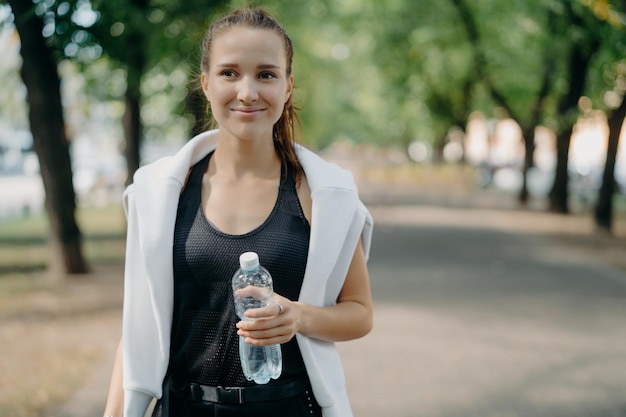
[466,0,551,118]
[580,1,626,112]
[4,0,626,152]
[264,0,377,147]
[0,7,28,130]
[6,0,230,147]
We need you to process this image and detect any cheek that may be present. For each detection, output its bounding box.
[268,87,289,108]
[206,81,231,103]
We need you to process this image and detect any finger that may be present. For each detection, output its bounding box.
[239,326,293,346]
[237,320,292,337]
[243,307,272,319]
[242,336,286,346]
[244,304,284,319]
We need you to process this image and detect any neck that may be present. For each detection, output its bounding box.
[212,133,281,180]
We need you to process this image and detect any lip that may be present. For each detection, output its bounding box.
[231,107,265,115]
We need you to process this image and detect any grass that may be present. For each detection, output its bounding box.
[0,313,109,417]
[0,205,126,295]
[0,205,126,417]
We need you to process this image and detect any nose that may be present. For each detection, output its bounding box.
[238,77,258,103]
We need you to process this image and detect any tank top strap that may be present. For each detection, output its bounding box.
[187,153,212,186]
[279,164,297,192]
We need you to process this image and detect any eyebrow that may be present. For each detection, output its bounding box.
[216,63,282,70]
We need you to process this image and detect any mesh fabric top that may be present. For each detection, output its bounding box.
[169,152,310,387]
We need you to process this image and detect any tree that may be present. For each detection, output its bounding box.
[450,0,557,203]
[450,0,607,213]
[5,0,88,276]
[30,0,228,182]
[85,0,229,180]
[323,0,476,152]
[595,95,626,231]
[547,1,601,213]
[590,0,626,233]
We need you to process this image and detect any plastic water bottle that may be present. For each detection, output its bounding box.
[232,252,282,384]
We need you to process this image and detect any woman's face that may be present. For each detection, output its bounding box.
[201,27,293,143]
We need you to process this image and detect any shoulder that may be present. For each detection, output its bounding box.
[132,130,220,188]
[134,155,174,179]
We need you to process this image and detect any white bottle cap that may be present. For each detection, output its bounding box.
[239,252,259,270]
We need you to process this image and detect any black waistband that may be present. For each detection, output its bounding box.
[173,378,310,405]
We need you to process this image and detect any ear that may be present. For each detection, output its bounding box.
[285,74,294,103]
[201,72,210,99]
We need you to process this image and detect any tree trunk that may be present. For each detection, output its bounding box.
[518,55,555,205]
[518,126,536,205]
[548,1,600,213]
[432,133,446,163]
[9,0,88,276]
[594,96,626,233]
[123,84,142,184]
[549,126,573,213]
[122,37,145,184]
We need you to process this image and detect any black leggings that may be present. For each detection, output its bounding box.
[152,383,323,417]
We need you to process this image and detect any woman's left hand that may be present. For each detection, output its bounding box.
[236,294,300,346]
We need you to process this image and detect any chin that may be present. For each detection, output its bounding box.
[221,122,275,140]
[221,126,273,142]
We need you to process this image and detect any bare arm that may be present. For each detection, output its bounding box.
[103,338,124,417]
[296,239,373,341]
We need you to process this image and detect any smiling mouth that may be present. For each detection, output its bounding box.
[232,108,264,114]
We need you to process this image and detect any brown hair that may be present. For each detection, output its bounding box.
[200,7,303,182]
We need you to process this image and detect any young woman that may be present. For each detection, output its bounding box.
[103,7,373,417]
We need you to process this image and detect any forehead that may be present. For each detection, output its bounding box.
[210,27,287,67]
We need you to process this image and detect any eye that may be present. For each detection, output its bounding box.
[219,69,237,78]
[258,72,277,80]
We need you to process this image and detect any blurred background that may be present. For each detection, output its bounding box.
[1,0,626,416]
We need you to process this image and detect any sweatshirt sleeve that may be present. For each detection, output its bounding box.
[121,186,166,417]
[358,200,374,262]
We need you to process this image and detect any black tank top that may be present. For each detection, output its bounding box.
[169,152,310,387]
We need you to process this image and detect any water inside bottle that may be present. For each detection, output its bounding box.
[239,336,282,384]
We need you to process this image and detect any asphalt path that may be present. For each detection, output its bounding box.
[56,204,626,417]
[340,206,626,417]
